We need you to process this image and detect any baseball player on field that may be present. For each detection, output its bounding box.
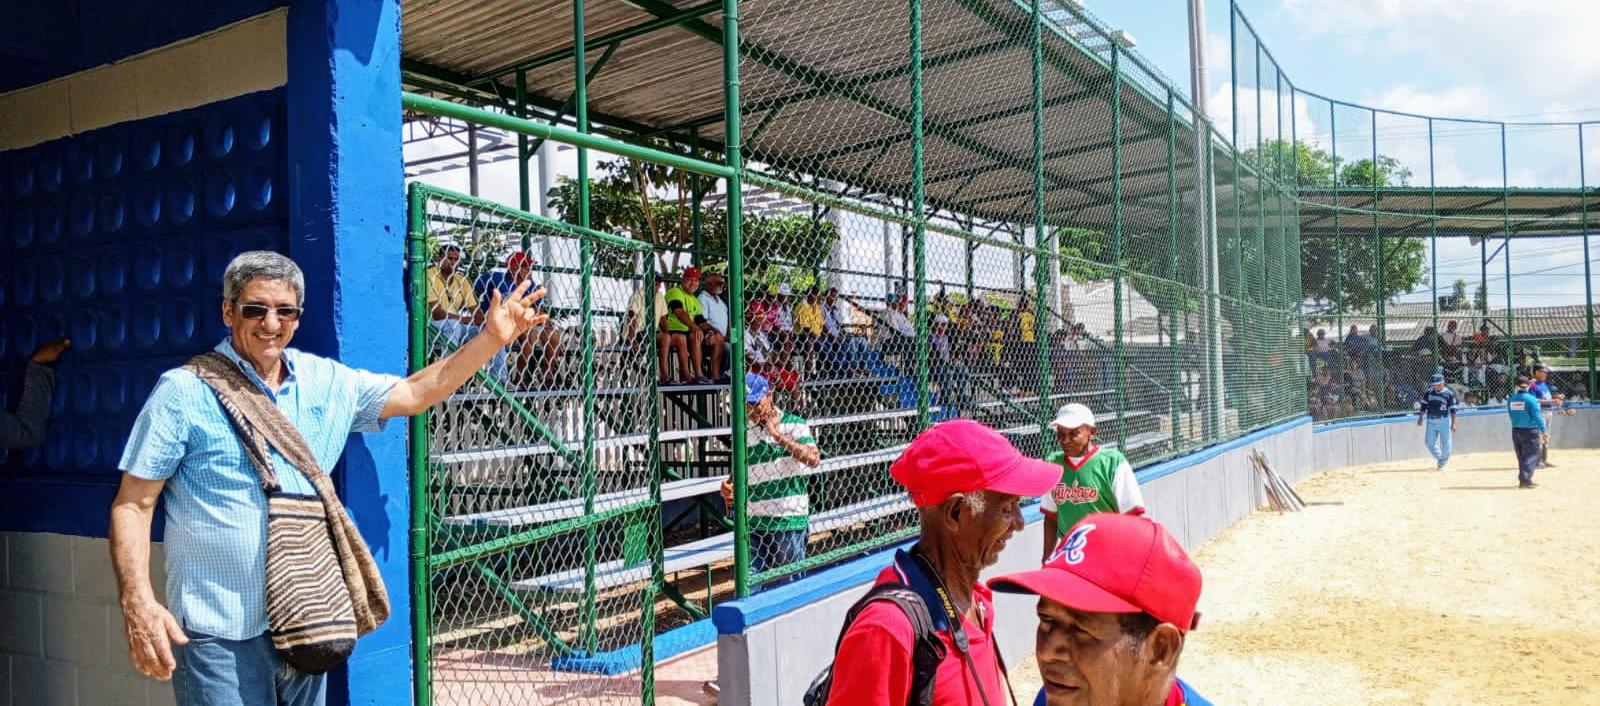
[1039,403,1144,561]
[1416,372,1459,470]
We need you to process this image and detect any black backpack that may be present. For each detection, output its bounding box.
[803,583,946,706]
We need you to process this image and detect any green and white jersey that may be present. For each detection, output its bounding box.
[746,410,818,532]
[1040,444,1144,535]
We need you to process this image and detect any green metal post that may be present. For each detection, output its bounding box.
[640,262,661,696]
[1210,136,1223,437]
[1110,44,1126,449]
[1372,110,1384,400]
[691,126,704,266]
[573,0,601,655]
[911,0,931,429]
[1031,0,1052,431]
[1582,124,1596,397]
[722,0,752,599]
[1332,103,1344,394]
[1501,123,1515,375]
[1429,119,1438,370]
[1165,90,1182,448]
[516,70,531,212]
[406,186,432,706]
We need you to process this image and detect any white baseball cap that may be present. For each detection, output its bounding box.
[777,283,794,296]
[1049,403,1097,430]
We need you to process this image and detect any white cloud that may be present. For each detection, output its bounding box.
[1276,0,1600,119]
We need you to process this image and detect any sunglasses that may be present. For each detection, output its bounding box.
[236,303,304,322]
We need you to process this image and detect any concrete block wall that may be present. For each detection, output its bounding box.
[1313,407,1600,473]
[1,533,173,706]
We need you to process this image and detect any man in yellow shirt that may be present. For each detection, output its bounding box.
[793,286,825,368]
[427,245,509,381]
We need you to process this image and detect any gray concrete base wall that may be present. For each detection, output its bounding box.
[717,417,1316,706]
[1313,408,1600,473]
[0,533,175,706]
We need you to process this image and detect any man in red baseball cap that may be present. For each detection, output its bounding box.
[988,513,1211,706]
[820,419,1060,706]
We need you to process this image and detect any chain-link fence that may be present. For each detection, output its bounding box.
[400,0,1317,703]
[1230,6,1600,423]
[409,183,671,705]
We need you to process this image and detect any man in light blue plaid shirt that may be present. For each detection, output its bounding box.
[109,251,549,706]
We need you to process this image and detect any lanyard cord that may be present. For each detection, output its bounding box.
[908,548,1020,706]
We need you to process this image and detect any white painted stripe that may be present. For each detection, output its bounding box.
[0,9,287,151]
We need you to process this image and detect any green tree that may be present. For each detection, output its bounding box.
[547,157,838,280]
[1338,155,1412,188]
[1474,281,1489,312]
[1243,140,1426,314]
[1450,278,1468,310]
[1243,139,1337,187]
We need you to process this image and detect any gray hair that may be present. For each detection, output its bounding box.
[223,251,305,305]
[962,490,988,514]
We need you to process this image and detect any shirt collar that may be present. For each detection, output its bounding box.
[214,338,298,392]
[1065,444,1100,470]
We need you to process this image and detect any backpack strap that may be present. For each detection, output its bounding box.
[830,583,946,706]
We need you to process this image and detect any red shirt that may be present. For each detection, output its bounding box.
[825,565,1007,706]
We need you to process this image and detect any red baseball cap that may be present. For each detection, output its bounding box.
[506,251,534,269]
[889,419,1060,507]
[682,266,701,279]
[988,513,1202,633]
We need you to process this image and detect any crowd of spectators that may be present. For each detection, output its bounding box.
[1304,318,1585,420]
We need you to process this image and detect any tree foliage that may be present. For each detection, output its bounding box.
[1243,140,1427,315]
[547,155,838,281]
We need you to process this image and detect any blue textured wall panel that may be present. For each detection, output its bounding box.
[1,0,286,92]
[285,1,408,704]
[0,89,288,536]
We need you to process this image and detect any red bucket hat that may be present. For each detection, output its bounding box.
[988,513,1202,633]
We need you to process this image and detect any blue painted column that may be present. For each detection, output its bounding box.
[286,1,409,705]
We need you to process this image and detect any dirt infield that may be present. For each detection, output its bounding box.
[1011,448,1600,705]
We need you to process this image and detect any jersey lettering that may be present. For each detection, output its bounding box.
[1052,483,1101,505]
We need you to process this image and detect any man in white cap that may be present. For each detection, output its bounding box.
[1040,403,1144,561]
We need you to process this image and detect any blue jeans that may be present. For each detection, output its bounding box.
[1423,417,1452,466]
[1512,428,1541,485]
[751,529,808,586]
[173,630,325,706]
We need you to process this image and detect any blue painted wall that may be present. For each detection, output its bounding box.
[0,0,285,92]
[0,89,290,536]
[284,1,409,704]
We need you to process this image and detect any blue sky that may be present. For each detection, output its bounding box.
[1078,0,1600,308]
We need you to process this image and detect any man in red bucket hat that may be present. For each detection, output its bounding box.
[815,419,1059,706]
[989,513,1212,706]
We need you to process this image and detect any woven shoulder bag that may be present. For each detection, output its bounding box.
[185,352,390,674]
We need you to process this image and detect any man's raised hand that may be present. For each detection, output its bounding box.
[484,281,549,345]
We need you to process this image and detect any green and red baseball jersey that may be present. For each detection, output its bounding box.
[1040,444,1145,535]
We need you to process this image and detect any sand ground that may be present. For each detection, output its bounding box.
[1011,449,1600,705]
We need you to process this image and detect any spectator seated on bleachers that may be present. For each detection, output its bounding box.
[663,266,721,385]
[793,286,825,369]
[931,314,972,414]
[746,305,799,391]
[881,294,917,361]
[821,287,869,375]
[475,252,560,389]
[698,273,733,384]
[624,278,670,375]
[428,244,503,381]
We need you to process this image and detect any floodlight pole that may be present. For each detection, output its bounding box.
[1192,0,1225,435]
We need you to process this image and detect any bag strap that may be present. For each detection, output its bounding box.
[831,583,945,706]
[183,352,330,487]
